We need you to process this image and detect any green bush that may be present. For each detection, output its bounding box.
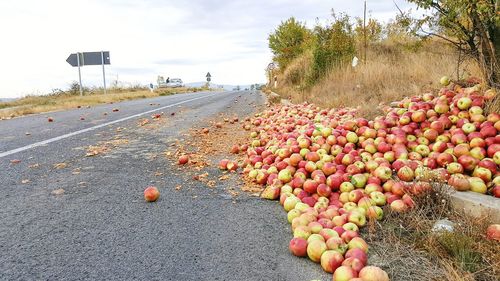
[310,13,355,82]
[268,17,312,69]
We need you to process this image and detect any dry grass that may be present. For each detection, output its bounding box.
[484,94,499,116]
[367,184,500,281]
[0,87,215,119]
[274,40,483,119]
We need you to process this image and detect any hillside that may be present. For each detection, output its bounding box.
[272,40,482,119]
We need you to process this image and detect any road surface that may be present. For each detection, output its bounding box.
[0,91,328,281]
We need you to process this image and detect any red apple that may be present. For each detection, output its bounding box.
[458,155,479,171]
[289,237,308,257]
[342,257,364,273]
[448,174,470,191]
[390,199,407,212]
[472,166,492,182]
[492,185,500,198]
[178,155,189,165]
[345,248,368,265]
[486,224,500,241]
[307,239,327,263]
[320,250,344,273]
[144,186,160,202]
[314,182,329,196]
[469,177,487,193]
[333,265,358,281]
[397,166,414,182]
[359,266,390,281]
[374,166,392,181]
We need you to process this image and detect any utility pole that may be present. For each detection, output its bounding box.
[364,0,367,65]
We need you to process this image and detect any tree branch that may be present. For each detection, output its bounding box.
[418,28,464,48]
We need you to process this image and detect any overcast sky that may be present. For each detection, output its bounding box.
[0,0,414,98]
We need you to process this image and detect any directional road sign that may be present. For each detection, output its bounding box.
[66,51,110,67]
[66,51,111,96]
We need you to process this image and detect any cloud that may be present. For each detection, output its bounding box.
[0,0,414,98]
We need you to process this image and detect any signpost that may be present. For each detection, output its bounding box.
[206,72,212,88]
[266,62,276,87]
[66,51,111,96]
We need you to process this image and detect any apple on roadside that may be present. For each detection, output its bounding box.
[307,239,327,263]
[347,211,366,227]
[289,237,308,257]
[359,266,390,281]
[468,177,487,194]
[144,186,160,202]
[333,265,358,281]
[390,199,407,212]
[367,206,384,220]
[320,250,344,273]
[486,224,500,241]
[178,155,189,165]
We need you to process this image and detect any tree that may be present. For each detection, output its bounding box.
[310,12,356,81]
[407,0,500,87]
[354,17,383,43]
[268,17,312,69]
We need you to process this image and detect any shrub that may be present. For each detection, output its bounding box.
[268,17,312,69]
[310,12,355,82]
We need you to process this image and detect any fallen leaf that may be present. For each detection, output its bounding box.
[175,185,182,190]
[53,163,67,169]
[21,179,30,184]
[10,159,21,164]
[51,188,65,195]
[139,119,150,126]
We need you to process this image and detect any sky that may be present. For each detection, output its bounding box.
[0,0,414,98]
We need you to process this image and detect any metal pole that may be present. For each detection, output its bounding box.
[363,0,367,65]
[77,52,83,96]
[101,51,107,94]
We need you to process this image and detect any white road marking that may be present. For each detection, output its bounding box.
[0,93,219,158]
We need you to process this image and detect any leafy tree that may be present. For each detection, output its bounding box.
[406,0,500,87]
[385,10,419,41]
[310,12,356,82]
[354,17,383,43]
[268,17,312,69]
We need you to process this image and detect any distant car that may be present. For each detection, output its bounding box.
[166,78,184,88]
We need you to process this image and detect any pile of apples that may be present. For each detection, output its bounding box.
[227,80,498,280]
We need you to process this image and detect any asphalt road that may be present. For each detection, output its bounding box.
[0,91,328,281]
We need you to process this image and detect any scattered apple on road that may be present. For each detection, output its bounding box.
[144,186,160,202]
